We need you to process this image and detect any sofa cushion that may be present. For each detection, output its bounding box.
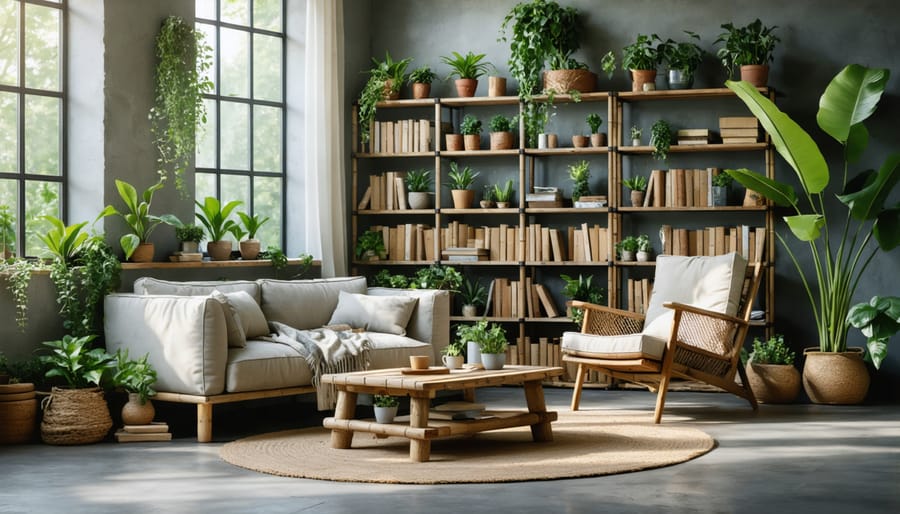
[221,290,269,339]
[328,291,418,336]
[367,287,450,362]
[259,277,368,330]
[225,340,313,393]
[561,331,667,360]
[210,290,247,347]
[134,277,261,304]
[366,332,433,369]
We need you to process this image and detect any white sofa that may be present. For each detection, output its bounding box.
[104,276,450,441]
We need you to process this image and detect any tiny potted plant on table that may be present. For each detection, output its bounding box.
[175,223,204,254]
[459,278,488,318]
[489,114,516,150]
[112,349,158,425]
[493,179,514,208]
[460,114,483,151]
[234,211,270,260]
[586,113,606,147]
[195,196,243,261]
[408,65,436,99]
[441,339,466,370]
[99,179,180,262]
[659,31,704,89]
[622,33,663,92]
[616,236,639,262]
[715,18,779,87]
[355,229,386,261]
[406,169,433,210]
[373,394,399,424]
[568,160,591,203]
[623,175,648,207]
[744,334,800,404]
[441,51,492,97]
[446,162,479,209]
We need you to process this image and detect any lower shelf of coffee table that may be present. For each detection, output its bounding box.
[322,410,558,440]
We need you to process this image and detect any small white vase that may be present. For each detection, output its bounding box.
[636,250,650,262]
[462,304,477,317]
[467,341,481,364]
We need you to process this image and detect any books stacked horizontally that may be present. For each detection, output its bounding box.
[526,186,563,208]
[719,116,761,144]
[115,422,172,443]
[676,128,713,146]
[442,247,489,262]
[429,401,487,420]
[573,195,607,208]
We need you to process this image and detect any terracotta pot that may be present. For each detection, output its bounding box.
[572,135,589,148]
[450,189,475,209]
[240,239,261,260]
[631,69,657,92]
[0,383,37,444]
[630,190,645,207]
[206,240,233,261]
[490,131,514,150]
[411,82,431,99]
[455,78,478,97]
[590,133,607,147]
[382,78,400,100]
[445,134,464,151]
[802,347,870,404]
[464,134,481,151]
[543,69,597,94]
[129,242,155,263]
[488,76,507,97]
[407,192,432,210]
[547,134,558,148]
[740,65,769,88]
[745,362,801,404]
[121,393,155,426]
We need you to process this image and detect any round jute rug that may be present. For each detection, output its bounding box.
[219,410,715,484]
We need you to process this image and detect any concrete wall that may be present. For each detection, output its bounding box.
[345,0,900,399]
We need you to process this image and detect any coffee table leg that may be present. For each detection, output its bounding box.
[523,380,553,442]
[330,390,357,449]
[409,396,431,462]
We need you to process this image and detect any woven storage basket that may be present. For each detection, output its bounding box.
[543,69,597,94]
[41,387,112,445]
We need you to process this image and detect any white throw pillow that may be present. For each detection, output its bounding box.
[210,290,247,348]
[328,291,418,336]
[220,290,270,339]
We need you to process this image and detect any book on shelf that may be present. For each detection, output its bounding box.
[676,128,713,145]
[366,118,433,154]
[718,116,759,129]
[657,224,767,260]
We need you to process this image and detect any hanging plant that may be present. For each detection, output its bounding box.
[149,16,214,196]
[3,257,41,331]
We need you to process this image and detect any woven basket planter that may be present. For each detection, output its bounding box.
[543,69,596,94]
[41,387,112,445]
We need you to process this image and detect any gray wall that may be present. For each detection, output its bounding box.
[345,0,900,399]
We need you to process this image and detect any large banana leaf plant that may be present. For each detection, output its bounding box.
[725,64,899,354]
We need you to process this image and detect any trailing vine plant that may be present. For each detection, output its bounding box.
[149,16,214,196]
[5,258,40,331]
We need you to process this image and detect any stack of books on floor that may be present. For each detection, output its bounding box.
[115,422,172,442]
[429,401,488,420]
[719,116,761,144]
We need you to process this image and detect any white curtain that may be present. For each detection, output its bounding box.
[303,0,346,277]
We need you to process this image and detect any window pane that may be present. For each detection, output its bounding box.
[196,0,216,20]
[253,34,281,102]
[24,94,60,176]
[254,0,282,31]
[0,1,18,86]
[0,92,17,172]
[196,23,217,93]
[254,176,281,250]
[221,0,249,25]
[221,173,250,245]
[253,105,281,172]
[24,3,60,91]
[196,98,217,169]
[195,172,216,205]
[0,179,17,255]
[220,101,249,170]
[24,180,60,257]
[220,28,249,98]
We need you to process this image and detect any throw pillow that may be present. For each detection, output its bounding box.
[221,290,270,339]
[327,291,418,335]
[210,290,247,348]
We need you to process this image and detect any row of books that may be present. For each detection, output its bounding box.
[659,224,766,261]
[439,222,611,263]
[358,171,408,211]
[626,278,652,314]
[486,277,560,318]
[363,119,434,154]
[642,167,727,208]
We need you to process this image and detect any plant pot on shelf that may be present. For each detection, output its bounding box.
[373,405,398,424]
[740,65,769,88]
[802,347,870,405]
[572,135,588,148]
[488,76,506,97]
[546,134,558,148]
[450,189,475,209]
[543,69,596,94]
[407,192,432,210]
[206,240,233,261]
[382,78,400,100]
[462,304,477,317]
[464,134,481,151]
[239,239,261,260]
[411,82,431,99]
[480,200,494,209]
[496,202,510,209]
[667,69,693,90]
[745,362,801,404]
[129,242,155,263]
[445,134,464,151]
[181,241,200,254]
[636,250,650,262]
[712,186,729,206]
[631,69,657,92]
[490,131,514,150]
[590,133,607,147]
[41,387,113,445]
[630,190,645,207]
[620,250,635,262]
[454,78,478,97]
[481,353,506,370]
[632,138,641,147]
[121,393,155,426]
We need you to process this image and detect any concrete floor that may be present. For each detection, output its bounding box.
[2,386,899,514]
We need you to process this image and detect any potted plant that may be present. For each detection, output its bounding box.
[0,204,14,259]
[560,273,604,327]
[39,334,114,445]
[568,160,591,202]
[195,196,243,261]
[358,51,413,145]
[0,352,38,444]
[544,47,596,94]
[459,319,508,370]
[411,264,463,292]
[659,31,704,89]
[459,278,487,317]
[622,33,663,92]
[481,184,495,209]
[616,236,639,262]
[571,130,588,149]
[489,114,516,150]
[175,223,204,253]
[650,119,672,161]
[586,113,606,148]
[406,169,433,210]
[441,339,466,370]
[744,334,800,404]
[711,172,733,206]
[441,51,492,97]
[445,162,479,209]
[724,65,899,404]
[112,349,158,426]
[233,212,270,260]
[150,16,214,196]
[715,19,779,87]
[408,65,436,99]
[355,229,386,261]
[493,179,514,208]
[635,234,652,262]
[99,179,180,262]
[630,125,642,146]
[623,175,648,207]
[460,114,483,151]
[373,394,399,424]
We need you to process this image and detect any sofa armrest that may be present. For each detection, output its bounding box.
[367,287,450,362]
[104,294,229,396]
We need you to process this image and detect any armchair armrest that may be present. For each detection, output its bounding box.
[664,302,747,359]
[570,300,645,336]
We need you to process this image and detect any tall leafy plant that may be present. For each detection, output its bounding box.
[150,16,214,196]
[724,65,899,353]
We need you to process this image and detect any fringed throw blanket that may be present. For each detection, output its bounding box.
[264,322,371,410]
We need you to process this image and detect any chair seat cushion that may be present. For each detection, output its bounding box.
[561,331,666,360]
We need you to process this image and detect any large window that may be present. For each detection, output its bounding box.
[195,0,284,250]
[0,0,65,257]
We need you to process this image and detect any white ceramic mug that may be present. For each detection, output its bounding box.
[442,354,464,370]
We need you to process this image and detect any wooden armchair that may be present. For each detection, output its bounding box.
[562,253,762,423]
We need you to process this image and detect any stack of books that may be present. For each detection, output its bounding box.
[573,195,607,208]
[115,422,172,443]
[676,128,713,145]
[429,401,487,420]
[719,116,761,144]
[441,247,489,262]
[526,187,563,207]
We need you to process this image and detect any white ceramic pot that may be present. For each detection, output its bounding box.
[374,405,398,424]
[462,304,477,317]
[636,251,650,262]
[467,341,481,365]
[481,353,506,370]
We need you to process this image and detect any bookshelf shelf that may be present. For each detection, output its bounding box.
[618,143,768,154]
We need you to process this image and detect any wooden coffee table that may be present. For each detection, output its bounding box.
[321,365,564,462]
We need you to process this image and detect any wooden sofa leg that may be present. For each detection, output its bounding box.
[197,403,213,443]
[571,363,586,411]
